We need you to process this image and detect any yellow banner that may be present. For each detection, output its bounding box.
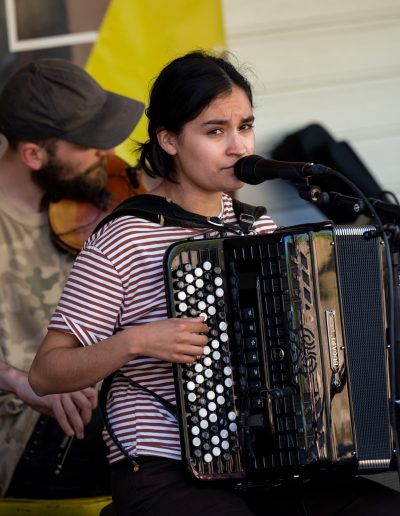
[86,0,225,162]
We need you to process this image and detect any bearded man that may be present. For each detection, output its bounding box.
[0,58,143,498]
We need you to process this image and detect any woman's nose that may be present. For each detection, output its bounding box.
[227,132,248,156]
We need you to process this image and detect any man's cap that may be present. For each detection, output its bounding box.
[0,58,144,149]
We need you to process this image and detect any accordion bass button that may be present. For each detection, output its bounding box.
[186,381,196,391]
[178,302,188,312]
[185,273,194,283]
[204,453,213,463]
[186,284,195,295]
[223,366,232,376]
[207,391,215,401]
[214,277,223,287]
[192,437,201,447]
[203,261,212,271]
[220,429,229,439]
[212,447,221,457]
[203,357,212,367]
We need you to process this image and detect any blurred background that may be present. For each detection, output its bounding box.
[1,0,399,226]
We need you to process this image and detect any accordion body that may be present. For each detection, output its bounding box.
[164,223,393,482]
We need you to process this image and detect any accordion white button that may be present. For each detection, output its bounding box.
[202,261,212,271]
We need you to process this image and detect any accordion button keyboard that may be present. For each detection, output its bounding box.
[170,250,244,474]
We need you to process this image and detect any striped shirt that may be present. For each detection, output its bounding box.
[48,193,277,463]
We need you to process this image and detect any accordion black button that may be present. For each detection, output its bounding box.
[251,397,263,409]
[248,367,260,379]
[241,307,255,319]
[246,351,259,364]
[245,337,257,349]
[243,322,256,333]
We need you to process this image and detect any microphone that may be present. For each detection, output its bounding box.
[234,154,333,185]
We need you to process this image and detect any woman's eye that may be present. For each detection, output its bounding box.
[208,128,223,135]
[240,123,254,131]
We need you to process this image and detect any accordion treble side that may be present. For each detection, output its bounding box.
[164,222,392,482]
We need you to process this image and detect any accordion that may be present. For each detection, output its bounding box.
[164,222,395,482]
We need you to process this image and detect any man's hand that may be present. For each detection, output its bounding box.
[1,363,97,439]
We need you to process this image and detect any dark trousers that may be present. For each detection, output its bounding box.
[111,457,400,516]
[6,409,111,499]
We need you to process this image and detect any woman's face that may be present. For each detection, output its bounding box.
[161,85,255,196]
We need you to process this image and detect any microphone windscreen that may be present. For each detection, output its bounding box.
[234,155,265,184]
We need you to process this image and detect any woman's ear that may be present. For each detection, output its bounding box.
[19,142,47,170]
[0,133,9,160]
[156,128,177,156]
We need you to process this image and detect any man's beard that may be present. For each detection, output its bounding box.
[33,156,110,207]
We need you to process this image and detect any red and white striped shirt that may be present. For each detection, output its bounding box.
[49,194,277,463]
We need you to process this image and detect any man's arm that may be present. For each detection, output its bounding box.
[0,360,97,439]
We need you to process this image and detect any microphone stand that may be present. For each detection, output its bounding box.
[297,184,400,220]
[297,180,400,478]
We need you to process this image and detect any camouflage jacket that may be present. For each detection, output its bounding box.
[0,194,73,495]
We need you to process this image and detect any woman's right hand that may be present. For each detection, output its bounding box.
[130,316,209,363]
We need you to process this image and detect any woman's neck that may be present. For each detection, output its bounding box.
[150,183,223,218]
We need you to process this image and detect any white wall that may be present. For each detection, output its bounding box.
[222,0,400,226]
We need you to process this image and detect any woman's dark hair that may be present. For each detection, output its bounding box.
[137,50,253,179]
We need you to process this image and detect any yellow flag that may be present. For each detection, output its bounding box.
[86,0,225,162]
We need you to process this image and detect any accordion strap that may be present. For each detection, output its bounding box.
[99,372,177,470]
[93,194,266,235]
